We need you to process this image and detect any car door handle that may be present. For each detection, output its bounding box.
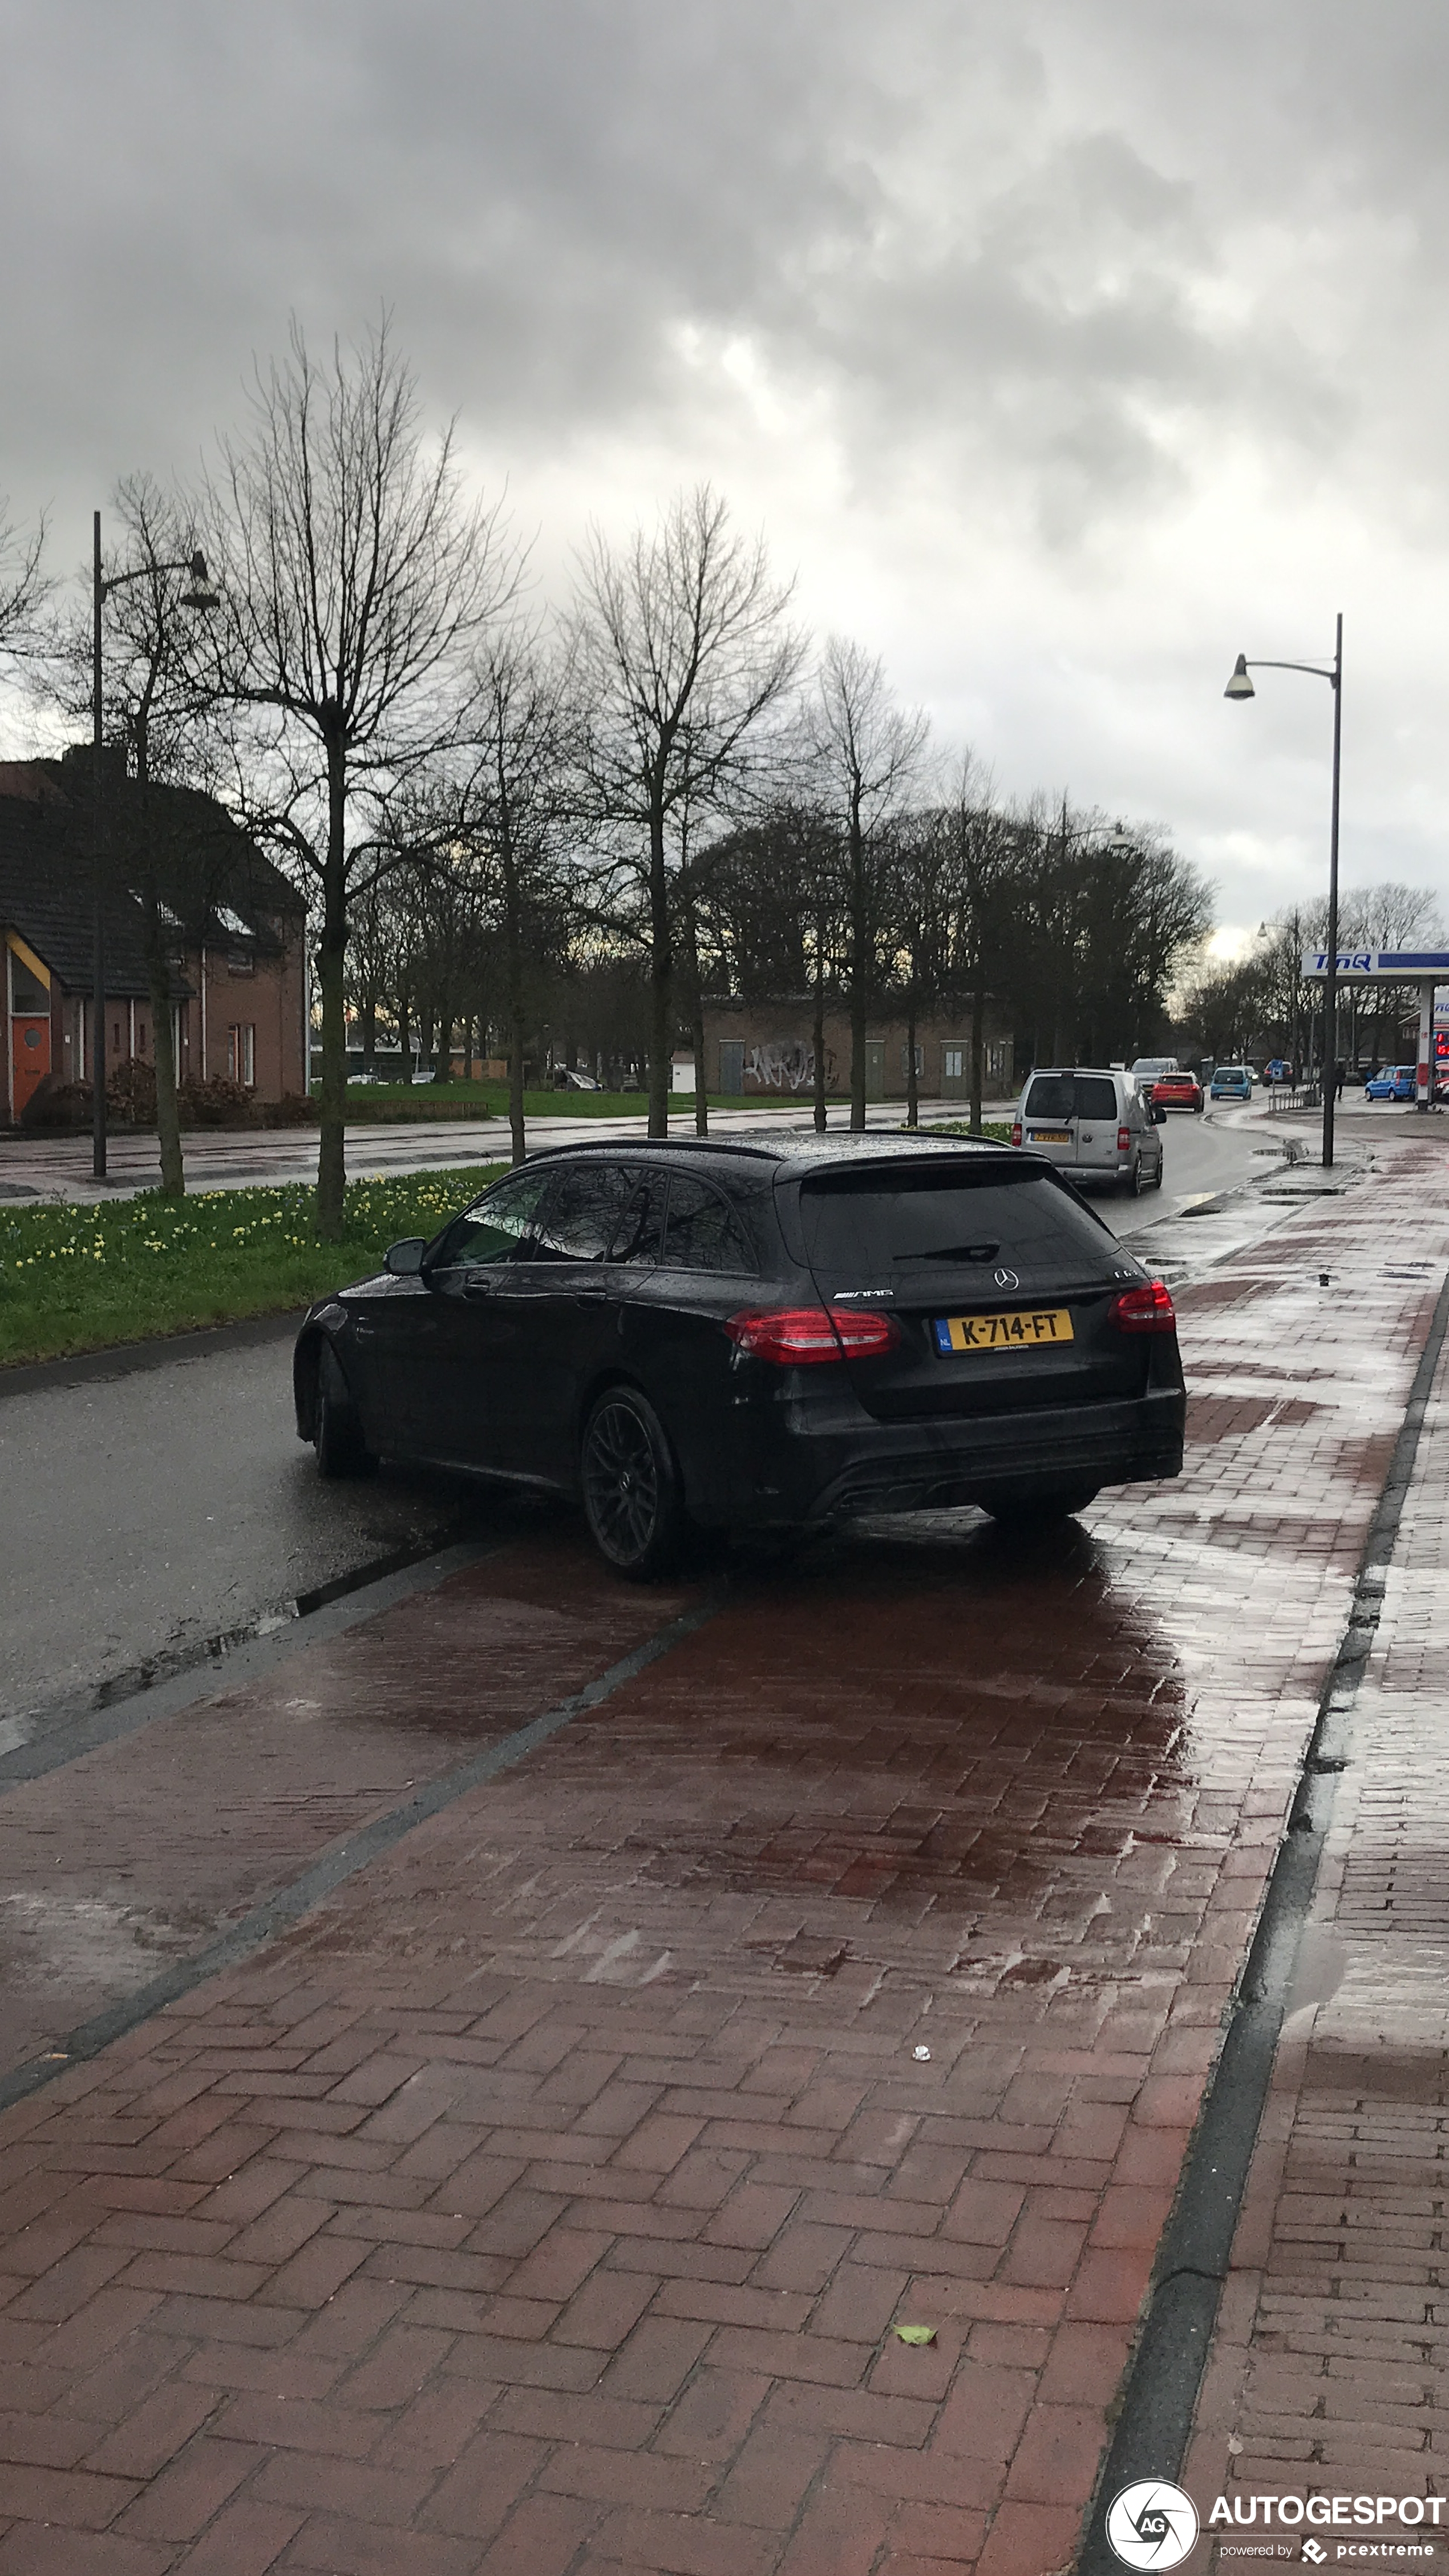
[462,1278,495,1301]
[573,1289,609,1308]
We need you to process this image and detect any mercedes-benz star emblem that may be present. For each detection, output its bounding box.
[993,1267,1019,1291]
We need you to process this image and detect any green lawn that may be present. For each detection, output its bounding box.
[0,1166,505,1368]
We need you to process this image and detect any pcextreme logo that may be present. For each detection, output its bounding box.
[1106,2481,1201,2569]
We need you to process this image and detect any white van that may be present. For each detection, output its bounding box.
[1011,1067,1164,1196]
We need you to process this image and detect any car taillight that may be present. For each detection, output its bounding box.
[1010,1121,1022,1146]
[1108,1279,1176,1334]
[1116,1125,1131,1152]
[725,1306,902,1364]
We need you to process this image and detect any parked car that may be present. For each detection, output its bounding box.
[1364,1065,1418,1101]
[1010,1067,1164,1194]
[294,1136,1186,1573]
[1151,1071,1203,1113]
[1209,1065,1253,1100]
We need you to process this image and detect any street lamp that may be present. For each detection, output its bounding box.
[1222,615,1343,1168]
[90,515,218,1180]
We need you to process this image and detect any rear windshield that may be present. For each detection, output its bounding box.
[800,1163,1123,1295]
[1023,1073,1118,1120]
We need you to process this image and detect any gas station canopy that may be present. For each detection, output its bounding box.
[1301,950,1449,979]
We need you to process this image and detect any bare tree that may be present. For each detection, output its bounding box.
[0,496,48,653]
[199,318,515,1235]
[806,639,928,1130]
[570,485,802,1137]
[450,627,576,1162]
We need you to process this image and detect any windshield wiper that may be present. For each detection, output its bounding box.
[895,1242,1002,1263]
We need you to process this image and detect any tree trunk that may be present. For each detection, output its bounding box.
[131,721,185,1198]
[647,797,671,1139]
[397,989,412,1081]
[503,839,527,1168]
[848,805,868,1133]
[812,920,828,1133]
[905,987,918,1129]
[680,884,707,1136]
[969,978,985,1134]
[315,758,349,1240]
[143,897,185,1196]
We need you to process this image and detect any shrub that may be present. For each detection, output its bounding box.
[177,1075,257,1128]
[107,1057,157,1124]
[258,1091,318,1128]
[20,1077,91,1130]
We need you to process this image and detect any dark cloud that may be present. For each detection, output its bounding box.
[3,0,1449,921]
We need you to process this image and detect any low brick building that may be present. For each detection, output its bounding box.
[702,995,1017,1102]
[0,760,307,1126]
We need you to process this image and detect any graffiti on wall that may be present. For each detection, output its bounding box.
[746,1039,836,1093]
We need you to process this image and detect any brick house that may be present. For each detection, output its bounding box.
[0,759,307,1127]
[701,995,1018,1103]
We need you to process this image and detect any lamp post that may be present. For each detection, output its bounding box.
[1223,613,1342,1168]
[90,515,217,1180]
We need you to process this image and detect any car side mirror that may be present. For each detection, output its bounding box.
[384,1237,427,1277]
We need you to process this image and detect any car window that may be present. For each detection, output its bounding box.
[661,1174,756,1273]
[608,1169,668,1265]
[1075,1075,1119,1120]
[1023,1073,1075,1120]
[531,1162,637,1263]
[801,1164,1121,1294]
[430,1169,553,1271]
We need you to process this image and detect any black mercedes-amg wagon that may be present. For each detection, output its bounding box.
[294,1133,1185,1576]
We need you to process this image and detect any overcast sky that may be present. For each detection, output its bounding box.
[3,0,1447,948]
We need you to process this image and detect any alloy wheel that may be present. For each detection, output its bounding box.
[583,1397,662,1565]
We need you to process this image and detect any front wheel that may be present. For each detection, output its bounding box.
[1150,1152,1164,1190]
[580,1387,685,1579]
[314,1343,376,1479]
[1123,1155,1144,1197]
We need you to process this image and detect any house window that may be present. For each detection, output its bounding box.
[985,1040,1008,1084]
[227,1024,256,1087]
[943,1047,965,1081]
[901,1044,924,1078]
[226,947,256,977]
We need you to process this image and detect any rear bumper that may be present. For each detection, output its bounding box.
[719,1386,1185,1531]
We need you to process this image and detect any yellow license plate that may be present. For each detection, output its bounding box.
[934,1308,1074,1354]
[1027,1128,1071,1144]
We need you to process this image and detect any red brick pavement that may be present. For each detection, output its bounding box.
[1185,1167,1449,2561]
[1,1139,1446,2574]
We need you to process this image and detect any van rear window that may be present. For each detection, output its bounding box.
[1023,1074,1118,1120]
[800,1162,1121,1293]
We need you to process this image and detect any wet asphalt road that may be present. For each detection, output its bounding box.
[0,1111,1272,1730]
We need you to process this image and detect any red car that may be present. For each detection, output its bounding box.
[1151,1071,1203,1113]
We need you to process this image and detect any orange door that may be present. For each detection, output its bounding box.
[11,1015,51,1117]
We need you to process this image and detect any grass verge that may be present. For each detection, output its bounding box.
[343,1084,759,1120]
[0,1166,505,1369]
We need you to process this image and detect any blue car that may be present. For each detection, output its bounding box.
[1209,1065,1252,1100]
[1364,1065,1417,1101]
